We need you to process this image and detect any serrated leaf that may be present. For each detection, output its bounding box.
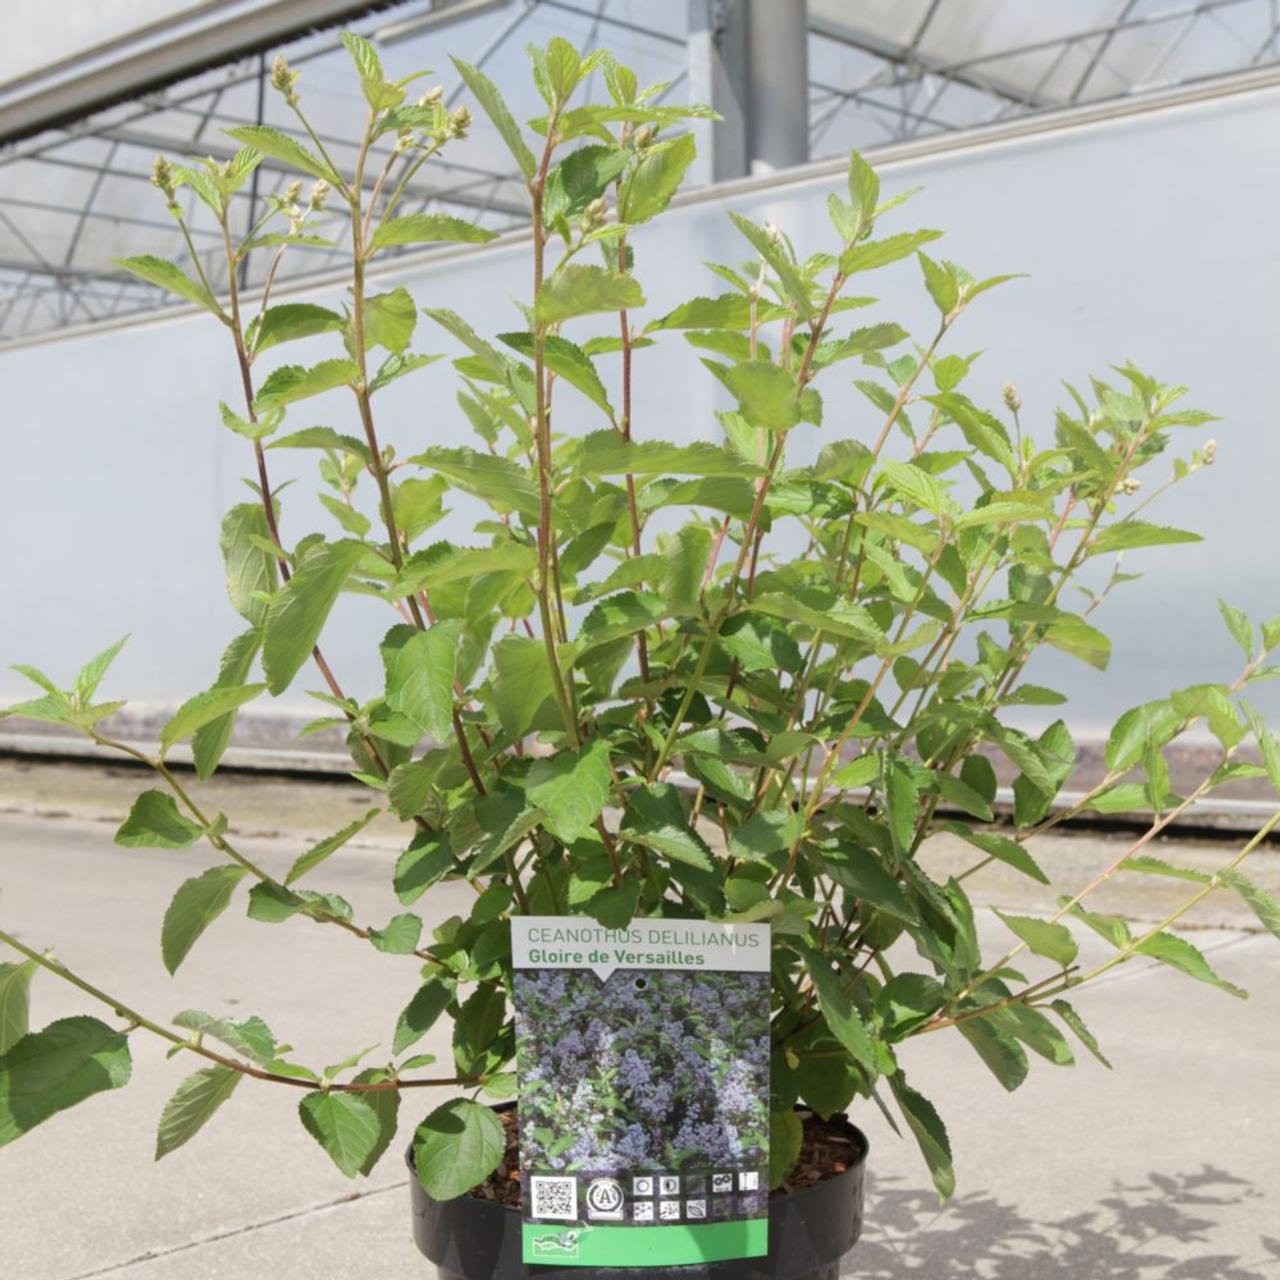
[250,303,343,354]
[161,866,248,974]
[1136,931,1247,998]
[171,1010,276,1064]
[618,132,696,225]
[994,909,1077,968]
[385,620,462,742]
[115,790,203,849]
[1049,1000,1111,1069]
[450,57,536,179]
[262,540,365,695]
[957,1016,1028,1091]
[369,913,423,955]
[394,978,453,1055]
[225,125,339,183]
[0,1016,132,1148]
[536,264,644,326]
[499,331,612,417]
[155,1065,241,1160]
[286,808,381,885]
[255,359,359,411]
[889,1074,954,1200]
[299,1090,382,1178]
[114,255,222,317]
[943,823,1048,885]
[1088,522,1203,557]
[192,630,262,781]
[490,635,555,740]
[1218,869,1280,939]
[160,684,266,754]
[526,740,612,844]
[800,946,875,1073]
[408,447,539,518]
[413,1097,505,1200]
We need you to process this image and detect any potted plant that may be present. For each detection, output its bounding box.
[3,34,1278,1280]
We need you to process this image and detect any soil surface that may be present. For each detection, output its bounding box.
[470,1106,864,1209]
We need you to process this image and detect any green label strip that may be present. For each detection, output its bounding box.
[522,1219,768,1267]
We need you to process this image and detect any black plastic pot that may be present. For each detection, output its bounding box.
[408,1110,867,1280]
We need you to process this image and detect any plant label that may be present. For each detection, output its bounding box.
[512,916,772,1267]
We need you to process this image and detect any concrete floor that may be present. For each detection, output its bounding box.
[1,758,1278,1279]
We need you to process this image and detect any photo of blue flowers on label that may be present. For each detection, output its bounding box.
[512,917,772,1268]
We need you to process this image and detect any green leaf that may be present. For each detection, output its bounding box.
[0,962,36,1055]
[1106,700,1182,770]
[727,212,813,318]
[220,503,277,627]
[840,229,943,275]
[880,458,946,515]
[114,255,222,317]
[889,1075,954,1200]
[225,124,339,183]
[526,740,612,844]
[821,846,916,923]
[262,540,365,695]
[413,1097,506,1200]
[490,635,555,740]
[160,684,266,755]
[393,541,536,598]
[768,1109,803,1190]
[918,252,958,315]
[943,823,1048,885]
[1135,931,1247,998]
[386,621,462,741]
[499,331,612,417]
[1218,599,1255,659]
[536,264,644,326]
[449,57,536,179]
[155,1065,241,1160]
[728,808,801,861]
[171,1010,276,1064]
[747,593,884,647]
[1049,999,1112,1069]
[957,1016,1028,1091]
[394,978,453,1055]
[250,303,344,354]
[619,132,696,224]
[192,630,262,780]
[255,359,360,411]
[1218,869,1280,940]
[394,830,455,904]
[363,287,418,355]
[75,636,129,702]
[369,913,423,955]
[718,360,799,432]
[1088,521,1203,556]
[994,909,1077,968]
[620,783,713,870]
[875,974,946,1040]
[408,447,539,518]
[115,790,203,850]
[269,426,371,463]
[648,293,754,331]
[574,431,756,477]
[0,1016,132,1148]
[662,524,712,611]
[1044,614,1111,671]
[161,866,248,974]
[299,1091,382,1178]
[352,1067,401,1174]
[286,808,381,885]
[800,945,876,1072]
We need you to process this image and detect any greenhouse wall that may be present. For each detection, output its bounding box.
[3,79,1278,739]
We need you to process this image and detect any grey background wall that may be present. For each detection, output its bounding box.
[2,81,1277,739]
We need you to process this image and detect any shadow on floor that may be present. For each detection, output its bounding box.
[849,1168,1280,1278]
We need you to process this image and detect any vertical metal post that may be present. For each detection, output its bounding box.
[743,0,809,174]
[688,0,747,184]
[689,0,809,183]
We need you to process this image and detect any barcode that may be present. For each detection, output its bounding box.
[530,1176,578,1221]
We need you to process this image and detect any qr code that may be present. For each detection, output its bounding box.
[530,1176,578,1221]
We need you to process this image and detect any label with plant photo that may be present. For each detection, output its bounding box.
[512,917,771,1267]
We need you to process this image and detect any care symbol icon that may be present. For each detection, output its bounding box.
[586,1177,625,1220]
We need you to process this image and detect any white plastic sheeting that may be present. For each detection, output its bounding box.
[2,81,1278,738]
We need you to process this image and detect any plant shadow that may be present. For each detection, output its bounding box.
[846,1168,1280,1278]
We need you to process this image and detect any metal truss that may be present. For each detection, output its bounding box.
[2,0,1279,342]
